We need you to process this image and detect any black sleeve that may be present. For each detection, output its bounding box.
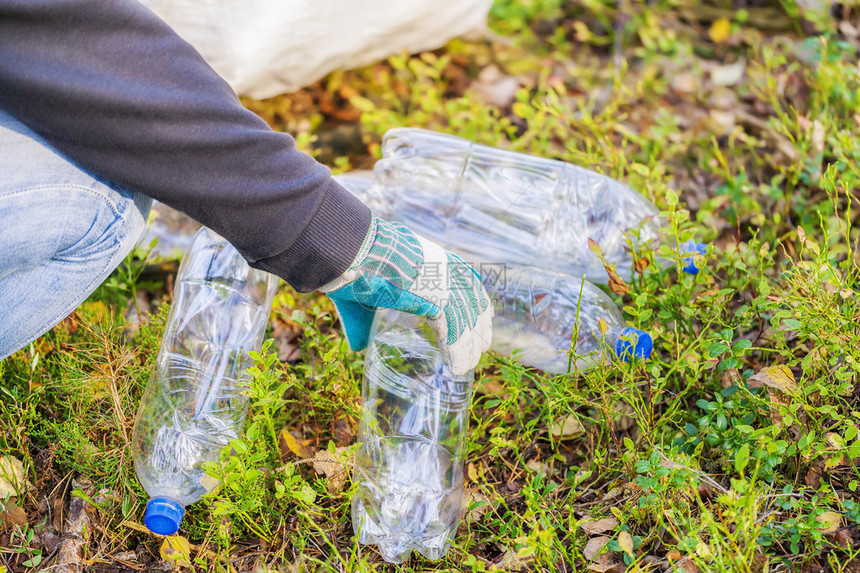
[0,0,371,292]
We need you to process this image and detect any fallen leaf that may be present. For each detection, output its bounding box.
[312,448,349,494]
[583,536,610,561]
[675,556,700,573]
[0,501,27,528]
[747,365,798,396]
[803,468,821,489]
[666,550,681,561]
[618,531,634,555]
[611,402,636,432]
[160,535,193,569]
[525,459,553,476]
[0,456,30,499]
[580,517,619,536]
[828,527,854,549]
[279,429,314,459]
[709,18,732,43]
[817,511,841,534]
[462,490,493,524]
[552,414,585,439]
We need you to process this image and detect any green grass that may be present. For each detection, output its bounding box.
[3,0,860,571]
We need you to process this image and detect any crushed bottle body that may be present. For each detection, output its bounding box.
[352,310,472,563]
[132,228,277,534]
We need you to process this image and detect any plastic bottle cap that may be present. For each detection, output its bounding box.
[144,497,185,536]
[615,327,653,362]
[681,241,708,275]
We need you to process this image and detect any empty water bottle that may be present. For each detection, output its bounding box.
[132,227,278,535]
[338,128,706,281]
[335,174,652,374]
[352,309,472,563]
[488,265,651,373]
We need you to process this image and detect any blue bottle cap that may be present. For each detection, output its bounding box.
[144,497,185,536]
[680,241,708,275]
[615,327,653,362]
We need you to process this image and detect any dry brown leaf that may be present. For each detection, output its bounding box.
[552,414,585,439]
[633,257,650,273]
[747,365,798,396]
[804,467,821,489]
[607,269,628,296]
[817,511,841,534]
[312,448,349,494]
[675,556,700,573]
[587,239,628,294]
[476,378,505,396]
[0,502,27,528]
[525,459,553,476]
[583,536,610,561]
[580,517,619,537]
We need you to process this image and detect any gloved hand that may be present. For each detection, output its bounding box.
[320,217,493,375]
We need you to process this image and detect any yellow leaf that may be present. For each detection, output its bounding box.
[709,18,732,43]
[160,535,192,569]
[121,520,151,534]
[817,511,841,534]
[747,365,798,396]
[618,530,634,555]
[279,428,313,458]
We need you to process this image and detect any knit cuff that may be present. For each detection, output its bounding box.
[250,179,372,292]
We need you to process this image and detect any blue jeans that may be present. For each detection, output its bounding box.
[0,109,152,360]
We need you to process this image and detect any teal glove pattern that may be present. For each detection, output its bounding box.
[320,217,493,375]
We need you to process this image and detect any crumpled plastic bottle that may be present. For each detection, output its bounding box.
[132,227,278,535]
[337,128,706,281]
[335,173,652,374]
[489,264,651,373]
[351,309,472,563]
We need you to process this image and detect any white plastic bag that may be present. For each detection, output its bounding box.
[140,0,492,99]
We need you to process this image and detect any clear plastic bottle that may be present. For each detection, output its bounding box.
[132,227,278,535]
[489,265,651,374]
[352,309,472,563]
[337,128,706,281]
[335,174,652,374]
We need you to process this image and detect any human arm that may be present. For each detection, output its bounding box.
[0,0,370,291]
